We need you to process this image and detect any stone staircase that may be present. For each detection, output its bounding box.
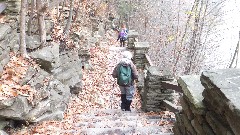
[71,109,174,135]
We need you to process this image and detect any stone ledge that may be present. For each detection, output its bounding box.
[134,42,150,49]
[178,75,205,110]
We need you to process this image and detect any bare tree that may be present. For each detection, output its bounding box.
[27,0,35,36]
[73,0,81,23]
[64,0,74,36]
[20,0,28,57]
[57,1,65,22]
[36,0,46,48]
[172,0,200,75]
[229,31,240,68]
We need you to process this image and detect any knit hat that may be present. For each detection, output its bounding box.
[122,51,133,60]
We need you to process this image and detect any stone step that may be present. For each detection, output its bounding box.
[109,46,127,51]
[78,126,173,135]
[75,119,146,128]
[79,109,141,117]
[77,115,144,122]
[76,116,173,129]
[77,109,174,123]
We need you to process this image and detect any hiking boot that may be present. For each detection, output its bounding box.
[121,94,127,111]
[125,100,132,111]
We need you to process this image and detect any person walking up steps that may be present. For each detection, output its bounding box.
[112,51,138,111]
[117,24,128,47]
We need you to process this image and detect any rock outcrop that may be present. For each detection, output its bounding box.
[0,22,83,129]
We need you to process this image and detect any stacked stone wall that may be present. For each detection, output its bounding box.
[133,42,149,70]
[129,30,176,113]
[173,69,240,135]
[141,66,174,112]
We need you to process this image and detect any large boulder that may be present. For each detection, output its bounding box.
[0,24,11,41]
[0,23,16,73]
[26,35,41,50]
[29,42,60,72]
[0,66,71,124]
[52,50,82,88]
[0,98,15,109]
[0,96,32,120]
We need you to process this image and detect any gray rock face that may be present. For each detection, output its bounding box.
[0,24,11,41]
[0,18,85,131]
[26,35,40,49]
[0,130,8,135]
[29,43,60,72]
[70,82,83,94]
[0,98,15,110]
[0,67,71,123]
[6,0,21,14]
[0,119,9,130]
[0,96,31,120]
[52,49,82,90]
[0,29,82,128]
[0,24,16,73]
[127,30,139,49]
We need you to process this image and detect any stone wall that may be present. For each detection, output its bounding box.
[129,30,176,112]
[173,68,240,135]
[133,42,150,70]
[141,66,174,112]
[127,30,138,49]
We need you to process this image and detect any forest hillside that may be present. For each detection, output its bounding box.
[0,0,239,134]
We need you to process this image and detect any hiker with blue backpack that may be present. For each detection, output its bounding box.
[117,24,128,47]
[112,51,138,111]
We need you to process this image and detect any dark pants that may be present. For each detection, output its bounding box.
[120,85,135,111]
[120,38,126,47]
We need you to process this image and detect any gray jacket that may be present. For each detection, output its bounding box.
[112,58,138,85]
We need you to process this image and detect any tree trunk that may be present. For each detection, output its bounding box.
[73,0,81,23]
[57,2,59,17]
[64,0,74,36]
[20,0,28,57]
[172,0,199,75]
[27,0,35,36]
[229,31,240,68]
[57,1,65,22]
[36,0,46,48]
[184,0,200,74]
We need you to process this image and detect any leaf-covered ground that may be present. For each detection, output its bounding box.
[8,43,139,134]
[0,53,37,102]
[8,41,175,134]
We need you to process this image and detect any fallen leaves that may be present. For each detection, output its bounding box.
[0,53,37,102]
[0,14,6,23]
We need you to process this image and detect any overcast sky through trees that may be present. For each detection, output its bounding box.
[212,0,240,68]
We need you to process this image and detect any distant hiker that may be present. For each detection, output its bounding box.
[117,24,128,47]
[112,51,138,111]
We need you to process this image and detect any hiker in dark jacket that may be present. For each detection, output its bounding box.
[112,51,138,111]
